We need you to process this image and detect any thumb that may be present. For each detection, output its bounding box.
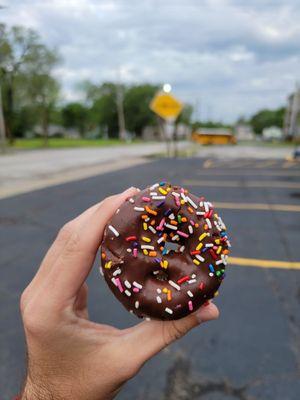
[127,302,219,364]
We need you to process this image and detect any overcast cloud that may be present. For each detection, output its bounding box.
[1,0,300,122]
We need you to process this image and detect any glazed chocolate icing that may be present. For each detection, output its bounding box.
[100,182,230,320]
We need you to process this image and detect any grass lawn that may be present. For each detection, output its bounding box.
[9,138,297,151]
[11,138,142,149]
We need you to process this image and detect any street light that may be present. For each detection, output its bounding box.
[163,83,172,93]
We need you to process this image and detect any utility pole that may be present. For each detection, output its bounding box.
[116,83,126,141]
[194,97,201,121]
[157,116,170,156]
[0,5,7,153]
[289,83,300,139]
[115,67,126,141]
[0,83,7,153]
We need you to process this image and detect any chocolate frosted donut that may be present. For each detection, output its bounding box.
[100,182,231,320]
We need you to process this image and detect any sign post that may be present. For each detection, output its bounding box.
[150,91,183,157]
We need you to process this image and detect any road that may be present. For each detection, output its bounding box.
[1,155,300,399]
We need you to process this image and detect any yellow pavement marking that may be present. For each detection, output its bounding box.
[196,170,300,177]
[202,159,227,169]
[213,201,300,212]
[220,160,254,169]
[203,159,213,168]
[210,160,255,169]
[252,160,278,168]
[282,160,300,169]
[184,179,300,189]
[229,257,300,270]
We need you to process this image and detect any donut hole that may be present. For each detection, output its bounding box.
[163,241,182,253]
[151,269,169,281]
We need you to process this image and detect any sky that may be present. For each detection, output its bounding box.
[1,0,300,123]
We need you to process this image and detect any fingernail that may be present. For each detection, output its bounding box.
[123,186,136,193]
[195,311,204,323]
[130,186,140,192]
[195,301,218,323]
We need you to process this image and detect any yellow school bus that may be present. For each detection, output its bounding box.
[192,128,236,145]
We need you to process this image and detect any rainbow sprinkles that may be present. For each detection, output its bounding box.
[100,182,231,320]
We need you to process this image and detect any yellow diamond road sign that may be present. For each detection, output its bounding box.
[150,92,183,120]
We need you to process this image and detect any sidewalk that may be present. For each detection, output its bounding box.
[0,142,185,199]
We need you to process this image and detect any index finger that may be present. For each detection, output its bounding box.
[23,201,104,304]
[45,187,139,302]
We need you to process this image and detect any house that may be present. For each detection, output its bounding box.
[262,126,283,141]
[234,123,255,141]
[283,86,300,140]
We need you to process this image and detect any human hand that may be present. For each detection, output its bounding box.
[20,186,219,400]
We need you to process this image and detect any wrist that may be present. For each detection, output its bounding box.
[21,376,94,400]
[21,378,59,400]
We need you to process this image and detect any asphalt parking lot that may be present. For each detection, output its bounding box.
[1,156,300,399]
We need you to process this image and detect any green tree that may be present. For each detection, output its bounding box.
[10,105,37,138]
[83,81,119,137]
[124,84,159,136]
[25,74,60,145]
[61,102,90,137]
[177,104,193,126]
[192,120,232,130]
[0,23,60,143]
[250,107,285,135]
[82,82,163,138]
